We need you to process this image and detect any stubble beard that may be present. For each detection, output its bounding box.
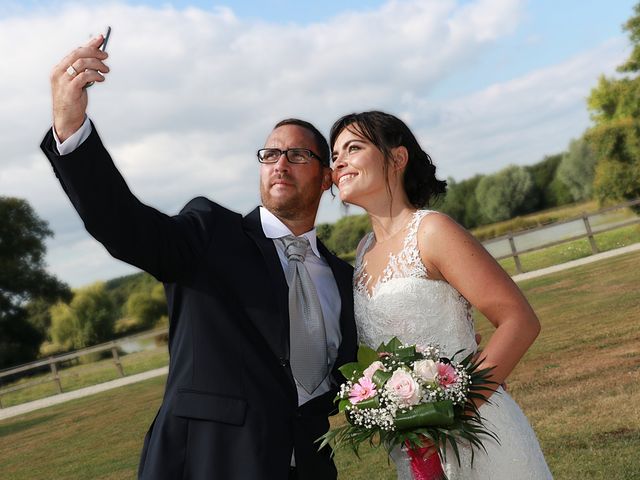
[261,184,320,224]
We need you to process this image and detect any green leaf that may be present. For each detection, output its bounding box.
[338,398,351,413]
[353,395,380,409]
[394,400,455,430]
[385,337,403,353]
[396,345,416,359]
[372,369,392,389]
[338,362,363,379]
[357,344,379,366]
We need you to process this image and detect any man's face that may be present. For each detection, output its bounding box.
[259,125,331,222]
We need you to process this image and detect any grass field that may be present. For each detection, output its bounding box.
[1,250,638,479]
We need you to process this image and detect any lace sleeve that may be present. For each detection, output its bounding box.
[353,232,374,284]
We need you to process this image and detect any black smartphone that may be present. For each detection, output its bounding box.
[85,26,111,88]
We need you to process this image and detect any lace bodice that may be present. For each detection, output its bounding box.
[354,210,476,359]
[354,210,552,480]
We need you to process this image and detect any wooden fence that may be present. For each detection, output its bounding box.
[0,327,168,408]
[482,198,640,274]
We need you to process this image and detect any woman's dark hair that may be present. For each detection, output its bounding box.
[330,111,447,208]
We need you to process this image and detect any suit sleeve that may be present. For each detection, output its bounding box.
[41,122,216,284]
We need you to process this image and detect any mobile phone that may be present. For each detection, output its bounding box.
[85,26,111,88]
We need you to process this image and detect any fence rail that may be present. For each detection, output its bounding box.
[482,198,640,274]
[0,328,169,408]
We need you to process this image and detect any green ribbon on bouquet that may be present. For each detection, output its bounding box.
[352,395,380,410]
[394,400,454,430]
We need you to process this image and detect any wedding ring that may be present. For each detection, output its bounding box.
[66,65,78,77]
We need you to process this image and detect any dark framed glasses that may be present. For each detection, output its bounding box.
[257,148,322,164]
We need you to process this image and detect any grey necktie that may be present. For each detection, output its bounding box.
[279,235,328,394]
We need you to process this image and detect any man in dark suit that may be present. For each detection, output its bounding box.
[42,35,357,480]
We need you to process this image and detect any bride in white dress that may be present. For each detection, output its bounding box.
[329,111,552,479]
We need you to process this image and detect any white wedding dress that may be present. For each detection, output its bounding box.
[354,210,553,480]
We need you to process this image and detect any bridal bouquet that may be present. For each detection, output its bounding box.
[319,337,498,480]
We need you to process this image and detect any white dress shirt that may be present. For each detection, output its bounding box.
[54,115,92,155]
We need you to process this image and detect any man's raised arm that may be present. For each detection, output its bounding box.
[41,35,215,285]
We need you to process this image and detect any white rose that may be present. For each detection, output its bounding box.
[363,361,384,380]
[413,359,439,383]
[385,369,421,407]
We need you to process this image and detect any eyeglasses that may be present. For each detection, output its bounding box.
[257,148,322,164]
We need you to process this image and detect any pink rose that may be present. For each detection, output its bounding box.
[349,377,377,404]
[437,362,459,388]
[413,359,438,383]
[385,369,421,407]
[363,361,384,380]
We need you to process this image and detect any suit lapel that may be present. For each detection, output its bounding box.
[242,207,290,362]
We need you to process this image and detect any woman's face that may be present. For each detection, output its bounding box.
[331,125,388,207]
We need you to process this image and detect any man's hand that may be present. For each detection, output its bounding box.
[51,35,109,142]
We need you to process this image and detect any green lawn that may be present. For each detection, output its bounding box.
[1,251,639,479]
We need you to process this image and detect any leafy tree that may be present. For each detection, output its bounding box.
[475,165,535,223]
[106,272,159,317]
[322,214,371,255]
[437,175,484,228]
[586,2,640,203]
[50,282,116,351]
[0,197,70,368]
[25,298,59,342]
[556,138,598,202]
[316,223,334,244]
[121,283,167,333]
[588,118,640,203]
[526,154,573,210]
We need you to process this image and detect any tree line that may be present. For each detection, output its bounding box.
[3,3,640,370]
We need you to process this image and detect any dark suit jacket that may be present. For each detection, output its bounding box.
[41,124,357,480]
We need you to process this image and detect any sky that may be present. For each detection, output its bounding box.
[0,0,637,287]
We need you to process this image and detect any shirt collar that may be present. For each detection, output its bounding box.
[259,207,321,258]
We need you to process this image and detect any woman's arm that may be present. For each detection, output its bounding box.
[417,213,541,389]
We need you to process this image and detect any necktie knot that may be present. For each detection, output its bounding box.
[281,235,309,263]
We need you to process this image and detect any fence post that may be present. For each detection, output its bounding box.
[508,232,523,274]
[50,359,62,394]
[582,214,599,254]
[111,345,125,377]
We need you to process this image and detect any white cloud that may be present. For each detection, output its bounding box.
[418,37,627,179]
[0,0,625,286]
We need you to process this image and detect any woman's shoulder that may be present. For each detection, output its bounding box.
[415,210,477,262]
[415,210,465,237]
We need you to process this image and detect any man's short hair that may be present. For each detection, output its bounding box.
[273,118,330,167]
